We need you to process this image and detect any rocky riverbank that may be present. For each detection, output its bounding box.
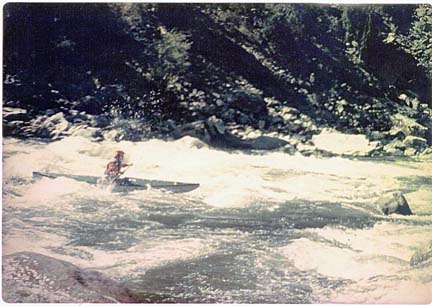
[4,99,432,159]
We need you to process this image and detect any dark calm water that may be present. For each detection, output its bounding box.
[3,136,432,303]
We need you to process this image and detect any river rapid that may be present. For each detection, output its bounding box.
[2,135,432,303]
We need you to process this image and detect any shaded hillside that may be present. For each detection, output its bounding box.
[3,3,432,153]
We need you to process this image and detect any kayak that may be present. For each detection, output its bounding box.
[32,171,200,193]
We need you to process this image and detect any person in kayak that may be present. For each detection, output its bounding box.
[104,150,132,180]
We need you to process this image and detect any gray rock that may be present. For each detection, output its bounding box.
[375,192,413,216]
[206,116,226,135]
[250,136,288,150]
[47,112,69,127]
[296,142,317,155]
[238,112,251,124]
[404,147,417,157]
[420,147,432,157]
[66,112,87,123]
[403,136,427,150]
[173,120,209,141]
[390,113,428,138]
[215,99,225,107]
[383,140,406,155]
[270,115,284,124]
[368,130,386,141]
[76,95,103,115]
[410,241,432,267]
[90,115,110,128]
[102,129,120,141]
[230,93,268,115]
[3,107,30,122]
[4,120,26,136]
[33,112,70,139]
[2,252,151,303]
[282,113,295,121]
[389,129,406,141]
[283,144,297,155]
[392,149,405,156]
[45,109,56,116]
[221,109,236,121]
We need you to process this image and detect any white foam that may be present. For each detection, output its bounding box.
[325,276,432,304]
[280,237,404,280]
[309,222,432,261]
[277,221,432,303]
[3,228,67,257]
[3,135,432,303]
[312,129,378,155]
[4,136,432,209]
[83,238,213,277]
[18,178,88,205]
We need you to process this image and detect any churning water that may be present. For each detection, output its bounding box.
[3,136,432,303]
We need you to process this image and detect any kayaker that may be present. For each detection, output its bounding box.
[104,150,132,180]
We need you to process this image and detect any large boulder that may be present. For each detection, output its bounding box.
[2,252,153,303]
[375,192,413,216]
[32,112,70,139]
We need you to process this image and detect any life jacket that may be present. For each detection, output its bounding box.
[105,159,121,177]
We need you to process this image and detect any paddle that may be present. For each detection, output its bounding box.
[119,163,133,177]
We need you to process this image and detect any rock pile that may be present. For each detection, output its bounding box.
[3,91,431,158]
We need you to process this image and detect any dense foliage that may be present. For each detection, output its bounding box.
[3,3,432,144]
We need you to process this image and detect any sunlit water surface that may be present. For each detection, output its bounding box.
[3,136,432,303]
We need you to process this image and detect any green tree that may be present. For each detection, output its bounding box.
[407,5,432,77]
[150,27,192,89]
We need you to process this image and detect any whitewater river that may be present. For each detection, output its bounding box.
[3,136,432,303]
